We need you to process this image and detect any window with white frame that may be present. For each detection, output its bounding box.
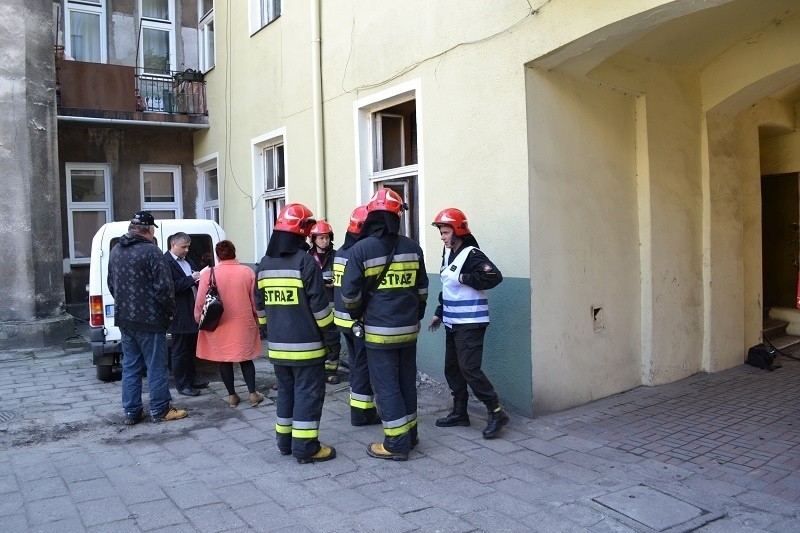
[262,142,285,238]
[65,0,107,63]
[366,98,419,240]
[140,165,182,219]
[66,163,112,263]
[139,0,176,75]
[251,132,286,257]
[198,0,214,72]
[201,166,219,223]
[249,0,281,34]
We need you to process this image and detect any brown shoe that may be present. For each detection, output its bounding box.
[151,405,188,423]
[249,392,264,407]
[297,445,337,464]
[228,394,241,408]
[366,443,409,461]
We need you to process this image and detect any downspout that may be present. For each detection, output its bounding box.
[311,0,326,219]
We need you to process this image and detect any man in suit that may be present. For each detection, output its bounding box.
[165,232,208,396]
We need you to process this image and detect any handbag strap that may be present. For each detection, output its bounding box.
[209,265,217,288]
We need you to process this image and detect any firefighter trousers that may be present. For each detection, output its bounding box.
[367,345,417,454]
[274,363,326,460]
[343,330,377,425]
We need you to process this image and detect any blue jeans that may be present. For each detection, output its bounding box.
[120,328,172,417]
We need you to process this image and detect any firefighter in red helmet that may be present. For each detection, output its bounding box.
[332,205,381,426]
[308,220,343,384]
[255,203,337,463]
[341,189,429,460]
[429,207,509,439]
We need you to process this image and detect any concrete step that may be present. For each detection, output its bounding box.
[765,334,800,352]
[763,318,789,339]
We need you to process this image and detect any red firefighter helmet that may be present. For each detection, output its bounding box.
[367,188,405,215]
[310,220,333,237]
[347,205,369,234]
[274,203,316,236]
[431,208,470,236]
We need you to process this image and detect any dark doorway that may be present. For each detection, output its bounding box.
[762,173,799,308]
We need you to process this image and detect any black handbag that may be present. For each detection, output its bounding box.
[198,266,223,332]
[746,343,777,370]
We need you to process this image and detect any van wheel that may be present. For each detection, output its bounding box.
[96,364,114,382]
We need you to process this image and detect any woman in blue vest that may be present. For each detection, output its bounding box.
[428,208,509,439]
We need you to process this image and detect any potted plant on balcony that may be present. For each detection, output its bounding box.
[174,68,204,83]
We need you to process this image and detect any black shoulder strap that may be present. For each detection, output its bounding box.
[373,236,399,289]
[762,335,800,362]
[360,236,399,316]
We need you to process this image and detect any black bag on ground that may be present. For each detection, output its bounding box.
[746,343,777,370]
[198,266,223,332]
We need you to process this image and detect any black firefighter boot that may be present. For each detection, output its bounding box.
[435,398,470,427]
[482,401,509,439]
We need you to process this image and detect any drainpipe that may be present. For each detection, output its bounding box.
[311,0,326,219]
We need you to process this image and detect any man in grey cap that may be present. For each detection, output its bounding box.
[108,211,188,424]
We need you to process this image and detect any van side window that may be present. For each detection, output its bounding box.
[188,234,215,269]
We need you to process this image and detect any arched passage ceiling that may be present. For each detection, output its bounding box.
[534,0,800,116]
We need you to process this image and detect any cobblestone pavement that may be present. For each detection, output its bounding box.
[1,339,799,532]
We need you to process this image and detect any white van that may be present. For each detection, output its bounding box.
[88,219,226,381]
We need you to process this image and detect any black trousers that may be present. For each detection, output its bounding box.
[444,326,498,406]
[274,364,326,459]
[170,332,198,391]
[343,330,377,425]
[324,328,342,371]
[367,345,417,454]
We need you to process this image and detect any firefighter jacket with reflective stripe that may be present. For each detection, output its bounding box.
[440,246,489,327]
[255,249,334,366]
[340,235,429,349]
[332,247,354,331]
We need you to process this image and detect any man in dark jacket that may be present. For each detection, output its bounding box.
[164,232,208,396]
[108,211,187,425]
[428,208,508,439]
[341,189,429,461]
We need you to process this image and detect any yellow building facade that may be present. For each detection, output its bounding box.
[193,0,800,415]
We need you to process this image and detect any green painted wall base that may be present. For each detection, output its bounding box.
[417,275,533,417]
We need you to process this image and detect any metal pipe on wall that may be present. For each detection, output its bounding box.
[311,0,326,219]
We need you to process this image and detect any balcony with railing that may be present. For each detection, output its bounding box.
[56,60,208,128]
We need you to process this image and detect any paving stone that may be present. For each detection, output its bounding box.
[402,506,475,532]
[594,485,704,531]
[87,518,148,533]
[235,501,294,532]
[128,498,187,531]
[163,481,222,509]
[349,506,416,533]
[76,495,131,526]
[0,474,19,495]
[185,501,248,533]
[0,513,27,531]
[518,436,570,456]
[19,476,68,501]
[365,489,429,515]
[26,495,80,525]
[69,476,116,502]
